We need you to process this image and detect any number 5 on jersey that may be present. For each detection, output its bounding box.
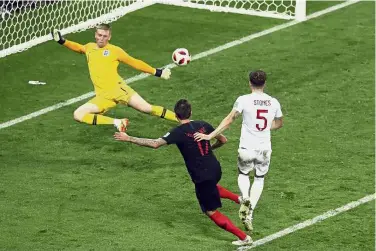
[256,109,268,131]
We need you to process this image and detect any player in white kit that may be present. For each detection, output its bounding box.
[194,70,283,232]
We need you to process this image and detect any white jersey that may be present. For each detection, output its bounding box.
[233,92,282,150]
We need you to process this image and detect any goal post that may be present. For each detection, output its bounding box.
[295,0,307,21]
[0,0,306,58]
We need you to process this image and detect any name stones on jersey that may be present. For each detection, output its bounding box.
[254,100,271,106]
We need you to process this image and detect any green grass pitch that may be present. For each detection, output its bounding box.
[0,2,374,250]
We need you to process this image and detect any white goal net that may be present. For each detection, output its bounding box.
[161,0,306,21]
[0,0,154,58]
[0,0,306,58]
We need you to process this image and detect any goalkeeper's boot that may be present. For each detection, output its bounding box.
[116,118,129,132]
[239,198,251,222]
[232,235,253,246]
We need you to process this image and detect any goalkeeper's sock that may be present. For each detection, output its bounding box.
[249,177,264,210]
[150,105,178,122]
[209,211,247,240]
[217,185,240,204]
[82,114,114,125]
[238,174,251,199]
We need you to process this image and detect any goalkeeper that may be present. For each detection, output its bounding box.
[52,24,176,132]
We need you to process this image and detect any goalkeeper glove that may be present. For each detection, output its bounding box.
[155,68,171,80]
[51,29,65,45]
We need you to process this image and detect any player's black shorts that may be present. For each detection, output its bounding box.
[194,180,222,213]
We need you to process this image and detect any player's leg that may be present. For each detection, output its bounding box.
[206,210,252,246]
[237,148,257,231]
[126,91,178,122]
[74,97,128,131]
[216,184,240,204]
[239,171,254,233]
[195,181,252,245]
[237,148,257,200]
[74,102,109,124]
[115,83,177,122]
[248,150,271,221]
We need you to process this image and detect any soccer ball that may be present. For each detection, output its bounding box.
[172,48,191,66]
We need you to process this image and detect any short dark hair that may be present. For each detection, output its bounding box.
[249,70,266,86]
[96,23,111,31]
[174,99,192,120]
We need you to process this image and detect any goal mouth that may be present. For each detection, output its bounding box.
[0,0,305,58]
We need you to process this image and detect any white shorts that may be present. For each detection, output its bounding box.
[237,148,272,177]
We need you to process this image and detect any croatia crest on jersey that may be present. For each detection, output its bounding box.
[103,50,110,57]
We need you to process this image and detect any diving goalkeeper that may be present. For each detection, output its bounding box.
[51,23,177,132]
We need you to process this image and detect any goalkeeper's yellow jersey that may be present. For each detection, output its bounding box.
[63,40,156,94]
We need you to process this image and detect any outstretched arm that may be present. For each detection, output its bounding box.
[114,132,167,149]
[194,109,241,141]
[210,109,241,137]
[51,29,85,54]
[117,49,171,79]
[63,40,86,54]
[118,51,156,75]
[63,40,85,54]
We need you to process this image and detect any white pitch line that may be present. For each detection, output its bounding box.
[237,193,376,251]
[0,0,361,130]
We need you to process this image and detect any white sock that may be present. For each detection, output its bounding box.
[250,177,264,211]
[113,119,121,127]
[238,174,250,199]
